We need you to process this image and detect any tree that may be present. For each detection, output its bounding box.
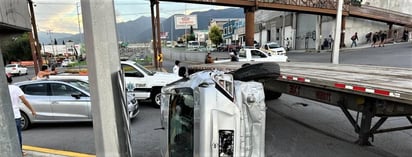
[54,38,57,45]
[62,40,65,45]
[187,25,196,41]
[209,24,223,46]
[1,33,32,64]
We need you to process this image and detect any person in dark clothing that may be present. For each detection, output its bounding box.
[379,31,387,47]
[350,32,358,48]
[365,32,372,43]
[371,32,378,48]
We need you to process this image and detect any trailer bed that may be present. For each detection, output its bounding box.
[188,62,412,105]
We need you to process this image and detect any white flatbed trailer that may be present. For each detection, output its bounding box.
[188,62,412,145]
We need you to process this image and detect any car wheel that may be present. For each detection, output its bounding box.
[20,112,31,130]
[150,88,162,108]
[18,71,22,76]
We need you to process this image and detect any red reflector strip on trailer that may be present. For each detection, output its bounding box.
[281,75,400,98]
[281,75,310,82]
[375,89,390,96]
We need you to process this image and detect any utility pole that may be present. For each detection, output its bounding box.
[77,2,83,44]
[332,0,343,64]
[28,0,42,74]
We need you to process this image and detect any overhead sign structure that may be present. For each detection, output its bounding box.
[174,15,198,30]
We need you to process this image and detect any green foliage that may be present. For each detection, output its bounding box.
[1,33,33,64]
[209,25,223,46]
[135,55,152,66]
[351,0,362,6]
[187,26,196,41]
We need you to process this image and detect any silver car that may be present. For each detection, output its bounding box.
[15,79,139,130]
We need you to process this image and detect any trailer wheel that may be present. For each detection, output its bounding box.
[264,89,282,100]
[231,62,280,81]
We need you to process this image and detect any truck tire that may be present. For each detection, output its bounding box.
[20,112,31,130]
[264,89,282,100]
[231,62,280,81]
[150,87,162,108]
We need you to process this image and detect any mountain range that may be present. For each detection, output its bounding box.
[39,8,245,44]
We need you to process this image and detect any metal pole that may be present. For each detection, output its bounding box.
[76,2,83,44]
[150,0,158,69]
[81,0,131,156]
[28,0,42,74]
[0,47,22,156]
[332,0,343,64]
[155,0,162,69]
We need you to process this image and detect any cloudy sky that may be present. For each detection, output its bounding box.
[33,0,230,34]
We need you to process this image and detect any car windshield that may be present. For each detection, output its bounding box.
[268,43,280,48]
[134,62,155,75]
[6,64,16,67]
[62,80,90,93]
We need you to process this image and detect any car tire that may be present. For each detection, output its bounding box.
[150,88,162,108]
[20,112,31,130]
[231,62,280,81]
[18,71,22,76]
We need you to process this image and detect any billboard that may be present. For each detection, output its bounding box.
[160,32,168,39]
[174,15,198,30]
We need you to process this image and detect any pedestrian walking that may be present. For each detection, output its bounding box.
[6,74,36,156]
[371,32,378,48]
[327,35,334,49]
[365,32,372,43]
[379,31,387,47]
[172,60,180,75]
[350,32,358,48]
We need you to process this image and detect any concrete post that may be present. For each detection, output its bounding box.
[315,15,322,52]
[81,0,131,156]
[244,7,255,47]
[332,0,344,64]
[0,47,22,156]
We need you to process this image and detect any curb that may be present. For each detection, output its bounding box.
[23,145,95,157]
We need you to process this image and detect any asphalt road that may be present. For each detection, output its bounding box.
[20,42,412,157]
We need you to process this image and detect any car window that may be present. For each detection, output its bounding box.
[63,80,90,93]
[268,43,280,48]
[50,83,79,96]
[239,50,246,58]
[6,64,15,68]
[20,83,48,96]
[122,64,144,77]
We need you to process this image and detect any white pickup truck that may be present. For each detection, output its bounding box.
[121,61,181,107]
[215,48,288,63]
[51,61,181,107]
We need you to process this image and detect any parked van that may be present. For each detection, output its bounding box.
[187,41,200,50]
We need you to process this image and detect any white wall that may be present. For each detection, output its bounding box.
[295,14,317,49]
[363,0,412,14]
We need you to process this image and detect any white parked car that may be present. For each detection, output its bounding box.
[5,64,28,76]
[261,42,287,55]
[61,59,73,67]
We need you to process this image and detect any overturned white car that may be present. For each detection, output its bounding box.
[159,62,280,157]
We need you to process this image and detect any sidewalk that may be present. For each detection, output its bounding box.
[287,41,408,53]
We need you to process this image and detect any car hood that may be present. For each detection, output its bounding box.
[152,72,181,83]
